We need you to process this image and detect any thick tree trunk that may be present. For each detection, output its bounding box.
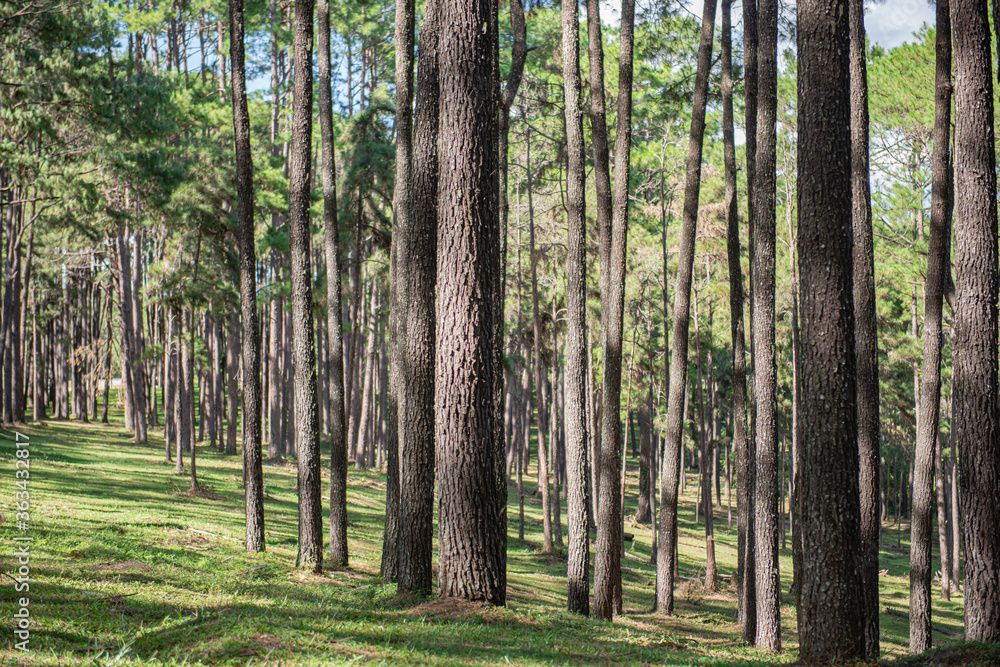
[909,0,952,652]
[434,0,504,605]
[288,0,323,573]
[656,0,716,617]
[394,0,438,595]
[594,0,635,621]
[797,0,865,661]
[951,0,1000,642]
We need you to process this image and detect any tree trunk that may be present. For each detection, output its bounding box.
[935,433,951,601]
[526,126,553,555]
[723,0,754,639]
[753,0,780,650]
[225,312,239,456]
[394,0,438,595]
[694,297,717,592]
[951,0,1000,641]
[288,0,323,573]
[268,259,283,458]
[909,0,952,652]
[177,308,190,474]
[317,0,347,568]
[636,402,651,523]
[657,0,717,617]
[594,0,635,621]
[434,0,504,605]
[229,0,265,551]
[187,308,198,491]
[797,0,865,661]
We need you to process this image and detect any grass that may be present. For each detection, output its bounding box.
[0,409,985,666]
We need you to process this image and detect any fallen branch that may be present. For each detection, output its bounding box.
[883,607,962,637]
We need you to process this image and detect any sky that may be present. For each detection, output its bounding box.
[600,0,936,50]
[244,1,937,94]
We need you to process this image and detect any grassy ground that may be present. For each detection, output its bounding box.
[0,414,979,665]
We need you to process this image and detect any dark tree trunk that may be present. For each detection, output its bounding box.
[383,0,414,584]
[694,298,717,591]
[289,0,323,573]
[594,0,635,621]
[951,0,1000,642]
[723,0,754,641]
[318,0,347,568]
[230,0,265,552]
[165,308,175,460]
[753,0,780,650]
[656,0,716,617]
[178,310,191,475]
[396,0,438,595]
[117,228,147,442]
[527,126,553,555]
[187,309,198,491]
[936,433,952,601]
[849,0,880,657]
[797,0,865,661]
[434,0,504,605]
[225,312,239,456]
[586,0,612,305]
[268,261,284,459]
[910,0,952,652]
[636,403,651,523]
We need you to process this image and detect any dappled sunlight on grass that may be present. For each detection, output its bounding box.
[0,417,972,665]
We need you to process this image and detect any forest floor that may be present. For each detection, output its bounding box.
[0,417,986,666]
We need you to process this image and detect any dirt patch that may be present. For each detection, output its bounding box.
[94,561,149,572]
[402,597,491,621]
[884,643,1000,667]
[399,597,533,626]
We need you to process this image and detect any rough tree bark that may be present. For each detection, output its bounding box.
[562,0,589,616]
[722,0,753,641]
[318,0,347,568]
[594,0,635,621]
[739,0,758,641]
[229,0,265,553]
[657,0,716,617]
[951,0,1000,642]
[394,0,438,595]
[753,0,780,650]
[909,0,952,652]
[848,0,880,657]
[434,0,504,606]
[797,0,865,661]
[289,0,323,573]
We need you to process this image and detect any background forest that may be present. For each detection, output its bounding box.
[2,0,999,664]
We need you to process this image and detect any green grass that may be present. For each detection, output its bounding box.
[0,412,980,665]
